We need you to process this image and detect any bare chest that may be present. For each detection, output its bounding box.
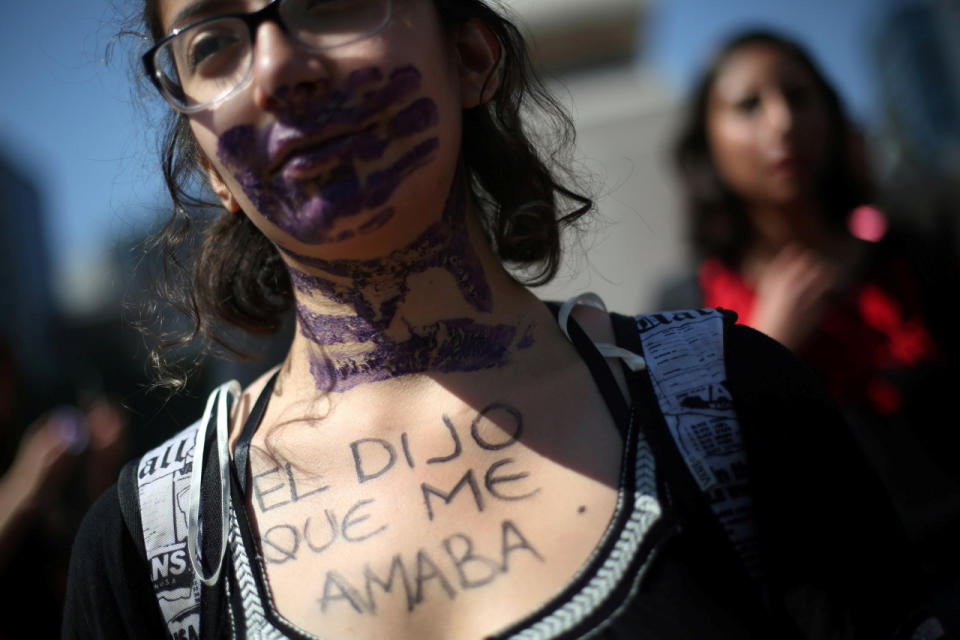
[242,398,622,640]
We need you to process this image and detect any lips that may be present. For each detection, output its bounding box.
[769,153,801,177]
[269,98,439,183]
[271,125,389,181]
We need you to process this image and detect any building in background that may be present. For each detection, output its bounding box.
[0,149,58,388]
[870,0,960,230]
[0,143,215,454]
[506,0,684,315]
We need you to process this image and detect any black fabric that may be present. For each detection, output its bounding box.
[116,458,145,561]
[61,319,938,639]
[724,325,936,639]
[62,486,168,640]
[198,406,229,640]
[233,370,279,495]
[198,396,234,582]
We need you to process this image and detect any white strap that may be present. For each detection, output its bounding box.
[558,293,647,372]
[187,380,241,587]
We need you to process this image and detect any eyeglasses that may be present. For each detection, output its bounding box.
[143,0,392,113]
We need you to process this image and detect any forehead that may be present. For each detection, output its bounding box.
[156,0,252,33]
[712,44,818,96]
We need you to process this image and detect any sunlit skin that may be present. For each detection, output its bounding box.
[153,0,627,638]
[707,43,831,219]
[706,43,860,349]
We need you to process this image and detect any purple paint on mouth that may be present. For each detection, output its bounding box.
[276,127,388,179]
[281,173,536,393]
[267,136,437,241]
[216,64,440,244]
[263,65,422,157]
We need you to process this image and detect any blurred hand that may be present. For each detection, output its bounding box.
[752,244,837,350]
[3,408,85,514]
[83,399,128,500]
[0,407,86,568]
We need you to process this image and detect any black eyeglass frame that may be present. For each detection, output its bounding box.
[142,0,393,113]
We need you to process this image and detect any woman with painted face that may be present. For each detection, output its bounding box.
[64,4,943,639]
[659,29,960,608]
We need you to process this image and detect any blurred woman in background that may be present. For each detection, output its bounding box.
[661,29,960,605]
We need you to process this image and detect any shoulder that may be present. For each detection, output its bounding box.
[723,321,827,398]
[721,320,852,449]
[614,306,836,418]
[70,484,127,564]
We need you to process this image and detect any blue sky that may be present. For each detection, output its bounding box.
[0,0,167,311]
[0,0,914,314]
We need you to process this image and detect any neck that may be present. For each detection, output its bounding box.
[278,185,536,394]
[745,199,832,258]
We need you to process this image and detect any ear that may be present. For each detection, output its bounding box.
[197,153,241,213]
[455,18,501,108]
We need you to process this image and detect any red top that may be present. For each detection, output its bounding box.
[698,256,941,416]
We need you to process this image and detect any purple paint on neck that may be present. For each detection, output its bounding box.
[216,64,440,244]
[296,302,379,346]
[282,172,536,392]
[283,175,491,317]
[304,318,520,393]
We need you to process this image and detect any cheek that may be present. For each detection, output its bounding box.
[190,122,247,202]
[708,115,764,194]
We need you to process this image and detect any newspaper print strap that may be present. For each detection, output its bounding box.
[634,309,762,578]
[136,421,203,639]
[136,380,241,640]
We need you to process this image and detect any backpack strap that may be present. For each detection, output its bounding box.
[133,420,204,639]
[557,294,760,580]
[123,380,240,640]
[621,307,761,579]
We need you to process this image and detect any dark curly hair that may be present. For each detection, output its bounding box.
[138,0,591,385]
[673,29,872,267]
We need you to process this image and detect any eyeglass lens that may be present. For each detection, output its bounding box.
[153,0,390,110]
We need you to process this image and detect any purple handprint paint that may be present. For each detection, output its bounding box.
[216,65,439,244]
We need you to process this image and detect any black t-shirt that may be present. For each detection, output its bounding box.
[61,321,935,639]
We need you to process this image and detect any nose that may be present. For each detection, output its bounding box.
[250,22,331,112]
[764,91,795,137]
